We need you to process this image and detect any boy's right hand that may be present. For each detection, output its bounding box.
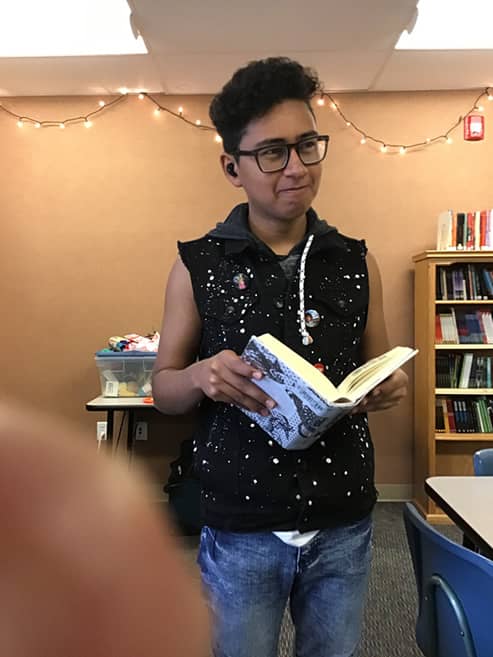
[193,350,276,416]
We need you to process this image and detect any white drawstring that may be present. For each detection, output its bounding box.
[298,234,314,346]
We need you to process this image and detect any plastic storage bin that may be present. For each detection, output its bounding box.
[95,351,156,397]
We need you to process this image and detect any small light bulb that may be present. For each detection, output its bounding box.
[330,102,337,110]
[214,134,222,143]
[138,93,145,100]
[360,137,366,145]
[426,137,431,143]
[35,122,41,128]
[99,100,106,107]
[399,146,406,155]
[119,87,129,95]
[345,121,351,127]
[380,144,387,153]
[17,119,23,128]
[84,119,92,128]
[178,106,184,115]
[154,108,161,116]
[488,94,493,101]
[195,119,201,125]
[477,105,484,112]
[316,97,325,106]
[446,136,452,144]
[59,122,65,129]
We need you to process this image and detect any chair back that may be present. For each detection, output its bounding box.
[473,448,493,476]
[403,502,493,657]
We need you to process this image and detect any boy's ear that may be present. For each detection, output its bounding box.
[220,154,242,187]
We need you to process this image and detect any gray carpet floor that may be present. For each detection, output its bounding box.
[179,502,462,657]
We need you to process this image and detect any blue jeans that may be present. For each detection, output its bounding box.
[197,514,373,657]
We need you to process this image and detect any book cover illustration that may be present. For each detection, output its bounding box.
[241,336,353,450]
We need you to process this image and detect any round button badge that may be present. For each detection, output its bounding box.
[233,273,248,290]
[304,309,320,328]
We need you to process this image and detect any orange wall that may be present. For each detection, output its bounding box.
[2,90,492,487]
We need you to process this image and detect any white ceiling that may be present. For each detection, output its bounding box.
[1,0,492,97]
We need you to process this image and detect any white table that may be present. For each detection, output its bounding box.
[86,395,155,451]
[425,476,493,558]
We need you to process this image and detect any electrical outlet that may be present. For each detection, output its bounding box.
[96,421,107,441]
[135,421,148,441]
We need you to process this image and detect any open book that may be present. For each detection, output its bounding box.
[241,334,417,450]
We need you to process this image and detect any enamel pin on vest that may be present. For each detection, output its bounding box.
[233,273,249,290]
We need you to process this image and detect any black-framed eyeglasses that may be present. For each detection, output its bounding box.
[234,135,329,173]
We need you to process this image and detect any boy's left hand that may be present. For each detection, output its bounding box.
[351,368,409,414]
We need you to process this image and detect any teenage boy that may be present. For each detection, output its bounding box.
[153,57,408,657]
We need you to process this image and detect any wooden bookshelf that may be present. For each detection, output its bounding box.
[435,388,493,394]
[435,434,493,442]
[436,300,493,305]
[413,251,493,520]
[436,344,493,350]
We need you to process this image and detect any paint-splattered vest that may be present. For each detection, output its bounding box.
[178,204,377,531]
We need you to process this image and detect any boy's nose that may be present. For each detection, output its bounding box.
[283,146,307,174]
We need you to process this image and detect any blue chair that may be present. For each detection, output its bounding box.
[473,448,493,476]
[403,502,493,657]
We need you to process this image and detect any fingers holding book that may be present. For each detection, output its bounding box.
[351,368,409,414]
[196,349,277,416]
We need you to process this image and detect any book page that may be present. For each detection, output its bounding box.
[338,347,417,399]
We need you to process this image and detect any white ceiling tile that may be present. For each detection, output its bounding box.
[132,0,418,52]
[155,50,394,94]
[0,55,162,96]
[374,51,493,90]
[1,1,492,96]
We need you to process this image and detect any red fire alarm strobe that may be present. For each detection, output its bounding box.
[464,114,485,141]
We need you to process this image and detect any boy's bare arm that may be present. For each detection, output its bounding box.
[356,251,408,413]
[151,256,207,414]
[152,256,276,416]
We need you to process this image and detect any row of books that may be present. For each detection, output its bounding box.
[436,209,493,251]
[436,353,493,388]
[436,265,493,300]
[435,309,493,344]
[435,396,493,433]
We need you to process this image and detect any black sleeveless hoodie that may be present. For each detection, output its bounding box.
[178,203,377,531]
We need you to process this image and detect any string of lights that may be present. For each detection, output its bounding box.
[0,86,491,152]
[0,94,126,129]
[139,92,222,142]
[317,87,493,153]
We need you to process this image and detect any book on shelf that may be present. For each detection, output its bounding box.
[435,398,446,432]
[241,333,418,450]
[458,352,474,388]
[435,309,493,344]
[436,264,493,301]
[436,210,454,251]
[437,310,459,344]
[446,399,457,432]
[436,396,493,433]
[440,398,450,432]
[436,352,493,388]
[435,209,493,251]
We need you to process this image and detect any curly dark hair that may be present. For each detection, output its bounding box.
[209,57,323,154]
